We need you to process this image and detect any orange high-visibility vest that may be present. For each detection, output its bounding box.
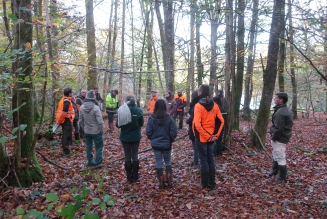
[56,96,75,124]
[147,96,158,113]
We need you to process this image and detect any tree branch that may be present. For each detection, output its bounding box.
[36,150,67,170]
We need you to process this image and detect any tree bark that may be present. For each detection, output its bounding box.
[187,0,196,102]
[243,0,259,120]
[118,0,125,104]
[196,1,203,86]
[277,5,286,92]
[85,0,98,90]
[252,0,285,147]
[233,0,245,130]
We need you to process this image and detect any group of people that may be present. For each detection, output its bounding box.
[56,85,293,189]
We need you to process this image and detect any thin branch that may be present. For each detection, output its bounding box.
[36,150,68,170]
[252,128,266,150]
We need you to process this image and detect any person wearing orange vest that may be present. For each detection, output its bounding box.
[147,90,158,116]
[56,88,75,155]
[193,84,224,189]
[174,89,187,130]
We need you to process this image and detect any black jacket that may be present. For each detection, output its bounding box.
[270,103,293,144]
[186,94,206,141]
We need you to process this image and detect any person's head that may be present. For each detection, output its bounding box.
[198,84,210,97]
[93,86,99,93]
[111,89,118,96]
[80,89,87,98]
[125,94,136,106]
[274,92,288,104]
[151,90,157,97]
[166,91,173,99]
[177,89,183,97]
[86,90,96,101]
[213,95,222,105]
[64,88,73,97]
[191,89,199,100]
[153,99,168,119]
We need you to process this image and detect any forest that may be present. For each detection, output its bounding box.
[1,0,327,218]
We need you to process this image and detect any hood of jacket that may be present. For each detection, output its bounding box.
[83,101,95,113]
[198,97,214,111]
[273,103,286,111]
[189,94,206,108]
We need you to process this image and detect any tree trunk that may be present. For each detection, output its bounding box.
[233,0,245,130]
[118,0,125,104]
[196,1,203,86]
[288,0,297,119]
[147,8,154,93]
[187,0,196,102]
[85,0,98,90]
[277,5,286,92]
[4,0,43,187]
[109,0,119,88]
[252,0,285,147]
[243,0,259,120]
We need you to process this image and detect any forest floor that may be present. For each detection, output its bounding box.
[1,112,327,218]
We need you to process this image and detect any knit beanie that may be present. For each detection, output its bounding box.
[86,90,96,100]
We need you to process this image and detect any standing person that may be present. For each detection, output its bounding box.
[186,89,204,166]
[213,95,227,156]
[147,90,158,116]
[105,89,119,133]
[79,90,104,167]
[75,89,86,139]
[174,89,187,130]
[71,97,80,145]
[56,88,75,155]
[165,91,176,116]
[193,84,224,189]
[93,86,103,110]
[146,99,177,189]
[268,92,293,183]
[116,95,144,183]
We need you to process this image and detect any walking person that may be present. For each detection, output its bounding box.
[75,89,86,139]
[174,89,187,130]
[186,89,204,167]
[146,99,177,189]
[116,95,144,183]
[165,90,176,116]
[193,84,224,189]
[268,92,293,183]
[105,89,119,133]
[147,90,158,116]
[56,88,75,155]
[79,90,104,167]
[213,95,227,156]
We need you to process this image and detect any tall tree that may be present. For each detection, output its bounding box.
[277,2,286,92]
[243,0,259,120]
[109,0,118,88]
[233,0,245,130]
[85,0,97,89]
[5,0,43,187]
[288,0,297,119]
[252,0,285,147]
[118,0,125,104]
[196,0,203,86]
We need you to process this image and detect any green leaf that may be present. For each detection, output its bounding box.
[103,194,110,202]
[58,207,70,216]
[46,193,59,202]
[12,127,19,134]
[85,213,100,219]
[47,203,54,211]
[100,202,106,211]
[9,136,17,140]
[93,198,101,204]
[0,137,8,143]
[20,124,27,131]
[16,207,25,215]
[8,14,19,24]
[107,200,115,206]
[29,209,38,216]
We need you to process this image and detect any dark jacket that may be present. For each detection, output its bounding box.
[72,99,79,121]
[116,104,144,142]
[213,96,227,140]
[75,94,85,106]
[270,103,293,144]
[165,95,176,116]
[186,95,205,141]
[146,115,177,151]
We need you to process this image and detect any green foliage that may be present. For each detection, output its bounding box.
[15,184,115,218]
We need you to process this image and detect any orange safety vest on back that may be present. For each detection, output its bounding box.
[147,96,158,113]
[56,96,75,124]
[174,95,187,112]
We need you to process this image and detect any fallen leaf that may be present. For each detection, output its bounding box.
[186,202,192,210]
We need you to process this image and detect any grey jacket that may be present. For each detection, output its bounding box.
[270,103,293,144]
[79,101,104,134]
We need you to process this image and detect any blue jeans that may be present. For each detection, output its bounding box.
[192,140,199,165]
[196,138,215,173]
[121,141,140,162]
[152,149,171,168]
[85,133,104,166]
